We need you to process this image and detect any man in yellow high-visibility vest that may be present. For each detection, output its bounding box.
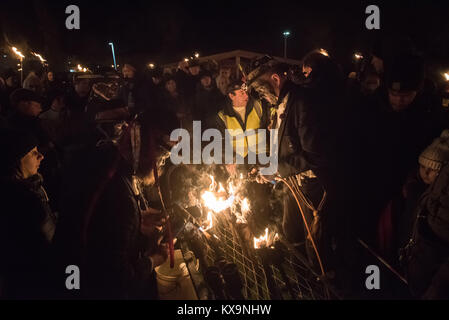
[214,80,275,162]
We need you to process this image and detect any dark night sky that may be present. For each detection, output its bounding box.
[1,0,449,70]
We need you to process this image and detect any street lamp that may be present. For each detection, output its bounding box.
[283,31,291,58]
[108,42,117,71]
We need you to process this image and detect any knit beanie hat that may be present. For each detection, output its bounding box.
[419,129,449,170]
[1,129,38,166]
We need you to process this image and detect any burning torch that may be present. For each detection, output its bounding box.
[11,47,24,86]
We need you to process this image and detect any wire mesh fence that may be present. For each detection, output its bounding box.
[197,212,335,300]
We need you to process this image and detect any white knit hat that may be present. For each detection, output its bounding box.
[419,130,449,171]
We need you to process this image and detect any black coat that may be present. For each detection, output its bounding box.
[0,175,57,299]
[406,163,449,299]
[276,80,341,190]
[55,144,157,299]
[69,149,157,300]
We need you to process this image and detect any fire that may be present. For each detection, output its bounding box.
[31,52,46,63]
[201,191,235,213]
[254,228,269,249]
[319,48,329,57]
[254,228,279,249]
[218,183,225,193]
[444,73,449,81]
[241,198,250,215]
[11,47,24,59]
[200,211,213,232]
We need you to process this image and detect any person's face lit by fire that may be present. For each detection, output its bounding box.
[388,89,417,112]
[20,147,44,179]
[228,88,249,108]
[220,68,231,79]
[189,65,201,76]
[200,76,212,88]
[47,72,54,82]
[74,79,90,98]
[165,79,177,95]
[122,64,136,79]
[419,165,439,185]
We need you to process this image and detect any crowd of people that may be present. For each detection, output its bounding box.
[1,42,449,299]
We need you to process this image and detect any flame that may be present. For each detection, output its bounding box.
[254,229,279,249]
[11,47,24,59]
[254,228,269,249]
[31,52,46,63]
[200,211,213,232]
[201,191,235,213]
[319,48,329,57]
[208,175,216,191]
[444,73,449,81]
[201,175,235,213]
[241,198,250,215]
[228,182,235,195]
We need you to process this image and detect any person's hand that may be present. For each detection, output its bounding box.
[141,208,166,236]
[255,174,275,184]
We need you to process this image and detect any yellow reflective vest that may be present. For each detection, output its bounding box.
[218,100,274,158]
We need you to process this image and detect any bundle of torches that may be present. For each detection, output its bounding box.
[197,175,278,250]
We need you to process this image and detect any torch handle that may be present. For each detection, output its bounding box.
[166,216,175,269]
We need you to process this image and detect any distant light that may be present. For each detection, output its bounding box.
[283,31,291,37]
[194,52,200,58]
[354,52,363,60]
[3,55,7,58]
[108,42,113,46]
[17,63,20,66]
[319,48,329,57]
[149,63,155,69]
[69,69,75,73]
[184,58,189,62]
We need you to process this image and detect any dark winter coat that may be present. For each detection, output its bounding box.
[276,80,340,190]
[406,163,449,299]
[84,161,157,299]
[0,174,57,299]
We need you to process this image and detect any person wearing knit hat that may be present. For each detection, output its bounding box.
[418,129,449,184]
[0,129,43,179]
[0,128,59,299]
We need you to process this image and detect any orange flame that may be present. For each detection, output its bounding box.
[31,52,46,63]
[254,229,279,249]
[11,47,24,59]
[319,48,329,57]
[200,211,213,232]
